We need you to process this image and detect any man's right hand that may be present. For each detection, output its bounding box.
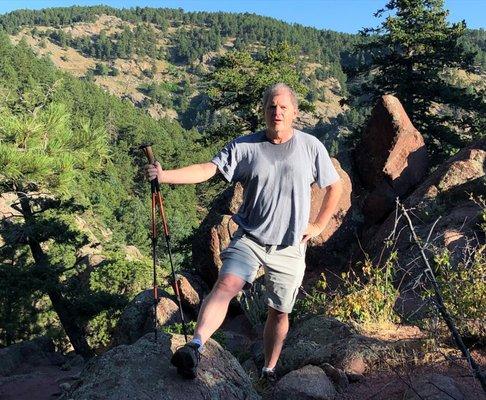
[145,161,163,182]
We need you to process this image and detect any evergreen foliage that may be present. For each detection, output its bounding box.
[349,0,486,163]
[206,43,313,136]
[0,34,204,351]
[0,6,365,69]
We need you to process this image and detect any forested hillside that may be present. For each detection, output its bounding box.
[2,6,483,157]
[0,6,365,133]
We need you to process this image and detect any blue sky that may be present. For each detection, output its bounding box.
[0,1,484,34]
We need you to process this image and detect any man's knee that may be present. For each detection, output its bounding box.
[212,274,246,298]
[267,306,288,322]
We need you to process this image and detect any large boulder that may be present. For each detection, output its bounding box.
[305,158,354,275]
[363,139,485,315]
[112,290,181,346]
[274,365,337,400]
[0,337,59,376]
[277,316,427,377]
[176,274,203,316]
[308,159,352,247]
[0,338,83,400]
[363,139,485,319]
[62,332,260,400]
[355,95,428,223]
[192,183,242,287]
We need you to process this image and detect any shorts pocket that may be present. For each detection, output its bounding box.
[298,242,308,257]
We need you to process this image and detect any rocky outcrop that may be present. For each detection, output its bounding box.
[277,316,427,377]
[355,95,428,223]
[0,192,21,220]
[365,140,485,269]
[0,337,84,399]
[363,138,485,318]
[112,289,180,346]
[176,274,202,315]
[192,183,242,287]
[0,337,59,377]
[63,332,260,400]
[308,159,352,247]
[123,245,144,261]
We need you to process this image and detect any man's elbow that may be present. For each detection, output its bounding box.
[329,179,343,192]
[201,162,218,181]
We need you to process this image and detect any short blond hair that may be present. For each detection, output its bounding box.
[262,83,298,109]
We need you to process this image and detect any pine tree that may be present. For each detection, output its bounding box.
[352,0,485,163]
[207,43,312,135]
[0,102,110,357]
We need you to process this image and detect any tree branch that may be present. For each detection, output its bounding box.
[399,200,486,392]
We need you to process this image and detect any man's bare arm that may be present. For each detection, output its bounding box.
[313,179,343,230]
[302,179,343,242]
[146,161,218,184]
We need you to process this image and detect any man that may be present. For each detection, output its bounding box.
[146,83,342,380]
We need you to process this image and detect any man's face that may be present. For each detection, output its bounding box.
[264,90,298,133]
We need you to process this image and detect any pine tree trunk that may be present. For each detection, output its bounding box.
[4,294,13,346]
[17,191,94,359]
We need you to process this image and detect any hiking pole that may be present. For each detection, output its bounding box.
[140,144,189,344]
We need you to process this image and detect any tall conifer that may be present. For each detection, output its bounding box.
[353,0,485,163]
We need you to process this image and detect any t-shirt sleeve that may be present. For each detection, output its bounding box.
[314,141,340,188]
[211,140,240,183]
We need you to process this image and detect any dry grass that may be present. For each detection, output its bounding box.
[447,67,486,91]
[10,31,95,76]
[357,321,426,342]
[63,14,127,38]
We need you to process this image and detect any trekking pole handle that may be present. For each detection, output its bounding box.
[140,143,156,164]
[140,143,161,193]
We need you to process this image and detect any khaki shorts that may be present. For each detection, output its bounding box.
[219,228,307,313]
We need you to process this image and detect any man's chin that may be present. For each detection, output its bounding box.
[266,126,291,136]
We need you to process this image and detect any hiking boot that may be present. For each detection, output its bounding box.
[255,369,278,392]
[259,369,277,384]
[170,342,201,379]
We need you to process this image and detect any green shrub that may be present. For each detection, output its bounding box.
[240,280,267,328]
[429,244,485,338]
[296,253,399,325]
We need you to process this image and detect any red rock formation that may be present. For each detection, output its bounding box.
[356,95,428,223]
[308,158,352,246]
[175,274,201,314]
[363,139,485,317]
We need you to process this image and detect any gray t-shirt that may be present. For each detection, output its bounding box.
[211,129,340,246]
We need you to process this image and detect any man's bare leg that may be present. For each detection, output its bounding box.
[263,307,289,369]
[193,273,245,344]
